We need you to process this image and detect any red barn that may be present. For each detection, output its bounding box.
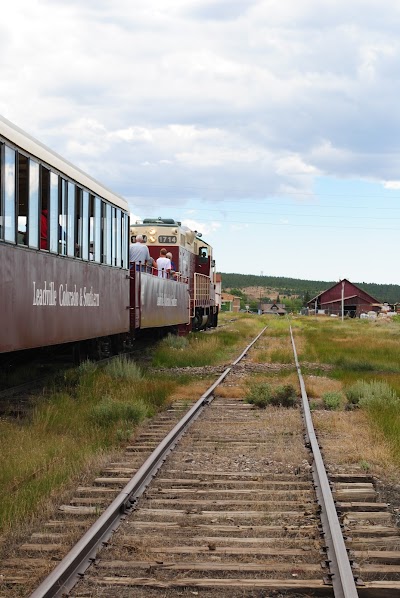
[307,279,380,317]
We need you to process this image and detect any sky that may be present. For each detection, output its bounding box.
[2,0,400,284]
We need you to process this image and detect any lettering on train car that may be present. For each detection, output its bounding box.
[32,281,100,307]
[156,292,178,307]
[32,281,57,306]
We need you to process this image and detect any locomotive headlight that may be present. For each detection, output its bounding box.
[149,236,156,243]
[149,228,156,235]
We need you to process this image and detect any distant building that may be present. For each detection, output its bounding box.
[221,292,241,312]
[307,279,380,317]
[261,302,286,316]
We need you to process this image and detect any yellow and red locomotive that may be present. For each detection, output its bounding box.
[130,218,219,333]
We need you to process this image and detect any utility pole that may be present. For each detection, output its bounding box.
[341,280,345,321]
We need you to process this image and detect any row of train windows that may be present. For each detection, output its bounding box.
[0,143,129,267]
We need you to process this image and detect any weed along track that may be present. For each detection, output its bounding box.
[4,322,400,597]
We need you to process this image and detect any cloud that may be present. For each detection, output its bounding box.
[383,181,400,190]
[2,0,400,203]
[181,218,221,237]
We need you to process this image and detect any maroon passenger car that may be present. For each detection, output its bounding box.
[0,115,130,355]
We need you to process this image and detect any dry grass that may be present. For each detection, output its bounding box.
[168,378,216,402]
[313,410,399,478]
[214,384,247,399]
[305,375,343,398]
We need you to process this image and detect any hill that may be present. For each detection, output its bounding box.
[219,273,400,304]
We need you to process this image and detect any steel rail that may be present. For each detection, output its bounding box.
[30,325,267,598]
[289,324,359,598]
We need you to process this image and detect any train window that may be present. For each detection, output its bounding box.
[81,191,89,260]
[49,172,59,253]
[121,212,128,268]
[116,208,122,267]
[111,206,116,266]
[40,165,50,251]
[59,179,67,255]
[122,214,129,268]
[66,181,75,257]
[75,187,82,258]
[17,153,28,246]
[198,246,208,264]
[28,159,39,249]
[101,200,106,263]
[4,145,16,243]
[106,203,112,265]
[92,195,101,262]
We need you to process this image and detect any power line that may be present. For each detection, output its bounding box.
[132,214,399,232]
[130,202,400,221]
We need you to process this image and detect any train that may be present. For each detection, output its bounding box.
[0,115,219,358]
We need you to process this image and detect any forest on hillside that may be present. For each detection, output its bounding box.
[219,273,400,304]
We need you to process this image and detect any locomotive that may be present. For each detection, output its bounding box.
[0,115,218,357]
[131,218,218,332]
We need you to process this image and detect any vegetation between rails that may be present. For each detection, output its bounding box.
[246,382,297,408]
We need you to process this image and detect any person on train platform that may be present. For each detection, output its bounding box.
[166,252,176,271]
[166,252,178,280]
[129,234,153,271]
[156,248,171,278]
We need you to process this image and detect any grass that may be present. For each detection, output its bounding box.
[245,382,298,408]
[294,315,400,465]
[152,314,267,367]
[296,316,400,373]
[0,314,269,535]
[343,380,400,459]
[0,357,177,533]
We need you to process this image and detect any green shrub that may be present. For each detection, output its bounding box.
[162,333,189,350]
[246,383,272,408]
[104,356,144,380]
[90,396,148,427]
[273,384,298,407]
[246,382,297,408]
[78,360,97,375]
[322,391,342,410]
[345,380,367,405]
[345,380,399,407]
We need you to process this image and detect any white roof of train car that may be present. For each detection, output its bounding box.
[0,115,128,211]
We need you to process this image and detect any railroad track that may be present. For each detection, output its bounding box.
[2,325,400,597]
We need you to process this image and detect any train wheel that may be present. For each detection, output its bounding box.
[192,308,203,331]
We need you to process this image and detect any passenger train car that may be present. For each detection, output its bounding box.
[0,116,217,357]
